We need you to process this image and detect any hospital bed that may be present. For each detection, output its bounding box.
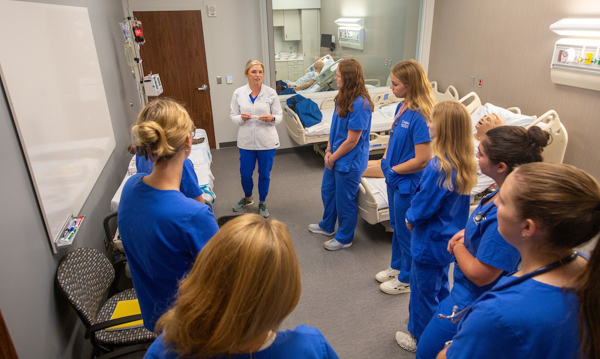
[284,91,400,156]
[295,55,342,94]
[357,92,569,229]
[110,128,215,211]
[284,81,461,154]
[431,81,459,102]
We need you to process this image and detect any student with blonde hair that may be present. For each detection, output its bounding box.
[374,60,434,294]
[145,214,339,358]
[416,125,549,359]
[395,101,477,352]
[118,99,219,332]
[230,59,283,218]
[439,163,600,359]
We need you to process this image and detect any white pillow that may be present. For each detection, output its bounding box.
[470,103,537,132]
[378,103,398,119]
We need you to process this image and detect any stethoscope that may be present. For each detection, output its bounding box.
[438,251,579,323]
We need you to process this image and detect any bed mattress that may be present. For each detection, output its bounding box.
[305,103,397,137]
[363,177,389,210]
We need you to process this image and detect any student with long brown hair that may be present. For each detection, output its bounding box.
[309,59,373,251]
[395,101,477,351]
[374,60,435,294]
[145,214,339,358]
[438,163,600,359]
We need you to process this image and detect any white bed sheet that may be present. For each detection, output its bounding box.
[110,129,214,211]
[363,177,389,210]
[305,103,397,137]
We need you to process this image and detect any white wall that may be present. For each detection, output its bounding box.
[123,0,266,148]
[0,0,139,357]
[428,0,600,180]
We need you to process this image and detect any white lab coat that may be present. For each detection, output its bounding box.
[230,84,283,150]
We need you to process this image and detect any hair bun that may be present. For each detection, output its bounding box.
[526,126,550,149]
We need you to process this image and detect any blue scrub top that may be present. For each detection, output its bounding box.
[136,154,203,199]
[406,158,470,266]
[451,190,521,308]
[329,96,372,172]
[382,103,431,193]
[118,174,219,331]
[447,276,581,359]
[144,325,339,358]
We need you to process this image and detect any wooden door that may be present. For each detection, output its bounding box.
[0,310,18,359]
[134,11,216,149]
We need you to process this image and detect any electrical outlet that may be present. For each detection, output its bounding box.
[470,76,475,86]
[478,78,483,88]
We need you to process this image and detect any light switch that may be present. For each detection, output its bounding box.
[226,76,233,84]
[216,76,222,84]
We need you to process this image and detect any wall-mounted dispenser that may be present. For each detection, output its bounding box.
[550,18,600,92]
[334,17,364,50]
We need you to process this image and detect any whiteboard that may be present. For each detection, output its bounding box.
[0,1,116,253]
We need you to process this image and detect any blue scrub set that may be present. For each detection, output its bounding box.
[136,154,204,200]
[240,148,276,202]
[319,96,372,244]
[416,190,521,359]
[239,94,276,202]
[405,158,470,341]
[118,174,219,331]
[144,325,339,358]
[381,103,430,283]
[446,275,582,359]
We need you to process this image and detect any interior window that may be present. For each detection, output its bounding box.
[271,0,422,96]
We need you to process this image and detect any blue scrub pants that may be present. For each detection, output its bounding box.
[239,148,276,202]
[408,260,447,341]
[388,185,414,283]
[416,296,460,359]
[319,167,362,244]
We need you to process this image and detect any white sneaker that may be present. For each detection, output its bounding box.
[308,224,335,236]
[323,239,352,251]
[380,278,410,294]
[396,331,417,352]
[375,267,401,283]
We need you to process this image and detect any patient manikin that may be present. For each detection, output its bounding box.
[286,60,325,91]
[364,113,504,196]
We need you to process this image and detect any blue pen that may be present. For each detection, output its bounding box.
[69,219,77,231]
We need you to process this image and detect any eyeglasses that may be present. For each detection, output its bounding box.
[190,124,196,138]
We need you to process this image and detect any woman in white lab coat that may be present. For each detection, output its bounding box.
[230,59,283,218]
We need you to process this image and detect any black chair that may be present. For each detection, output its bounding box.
[56,248,156,358]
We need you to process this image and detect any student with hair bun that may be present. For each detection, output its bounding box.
[118,99,219,332]
[415,126,549,358]
[439,162,600,359]
[145,214,339,358]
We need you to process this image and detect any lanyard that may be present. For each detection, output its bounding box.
[390,103,408,134]
[439,251,580,323]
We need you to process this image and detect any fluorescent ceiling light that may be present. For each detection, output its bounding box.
[334,18,364,28]
[550,18,600,38]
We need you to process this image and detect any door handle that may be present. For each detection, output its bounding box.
[197,85,208,91]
